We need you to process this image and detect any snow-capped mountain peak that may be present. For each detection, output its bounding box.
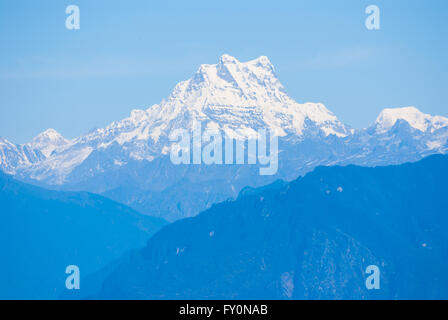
[5,55,447,188]
[218,53,239,65]
[152,54,349,141]
[375,106,448,133]
[194,54,284,98]
[2,55,352,184]
[29,129,70,157]
[31,129,65,144]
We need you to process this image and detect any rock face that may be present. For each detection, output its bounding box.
[1,55,447,221]
[92,154,448,300]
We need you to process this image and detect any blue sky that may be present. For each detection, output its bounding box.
[0,0,447,143]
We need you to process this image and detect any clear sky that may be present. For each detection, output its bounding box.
[0,0,447,143]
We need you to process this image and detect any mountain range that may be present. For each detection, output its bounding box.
[1,55,448,221]
[2,54,448,300]
[85,154,448,300]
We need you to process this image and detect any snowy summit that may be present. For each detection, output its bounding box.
[1,55,447,186]
[374,106,448,133]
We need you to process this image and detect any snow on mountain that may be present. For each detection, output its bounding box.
[8,55,352,184]
[0,137,44,174]
[374,106,448,133]
[2,55,448,193]
[333,106,448,169]
[146,54,350,140]
[82,54,349,150]
[28,129,70,157]
[0,129,70,177]
[92,54,349,146]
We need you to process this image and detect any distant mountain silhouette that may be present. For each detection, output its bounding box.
[0,172,167,299]
[94,154,448,299]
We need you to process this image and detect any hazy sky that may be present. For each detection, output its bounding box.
[1,0,447,143]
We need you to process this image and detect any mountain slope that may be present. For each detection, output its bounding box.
[13,55,349,185]
[28,128,70,157]
[2,55,448,221]
[0,137,45,174]
[94,154,448,299]
[0,172,167,299]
